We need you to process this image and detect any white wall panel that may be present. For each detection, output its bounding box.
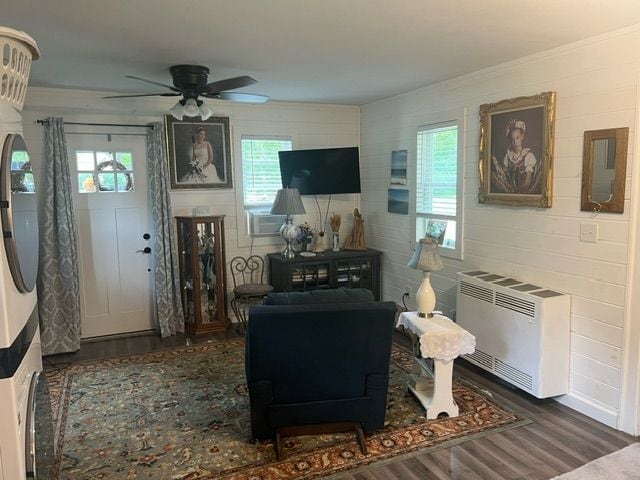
[572,334,622,369]
[571,352,621,389]
[572,315,624,348]
[571,372,620,410]
[360,27,640,427]
[572,297,625,328]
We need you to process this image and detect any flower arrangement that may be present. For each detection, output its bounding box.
[296,222,315,250]
[187,158,207,182]
[329,212,341,233]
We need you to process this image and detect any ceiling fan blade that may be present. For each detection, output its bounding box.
[125,75,181,92]
[214,91,269,103]
[102,92,181,99]
[205,76,257,93]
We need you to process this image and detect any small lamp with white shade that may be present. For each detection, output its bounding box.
[407,237,444,318]
[271,188,306,258]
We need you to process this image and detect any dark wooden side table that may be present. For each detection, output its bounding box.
[267,248,382,300]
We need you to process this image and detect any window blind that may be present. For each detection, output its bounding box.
[416,124,457,217]
[241,136,292,207]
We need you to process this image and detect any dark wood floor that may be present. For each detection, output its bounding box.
[45,330,638,480]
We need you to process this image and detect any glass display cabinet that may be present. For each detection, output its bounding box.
[176,215,229,335]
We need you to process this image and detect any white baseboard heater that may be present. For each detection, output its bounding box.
[456,270,570,398]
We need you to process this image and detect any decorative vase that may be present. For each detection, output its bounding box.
[313,232,326,253]
[416,271,436,318]
[332,232,340,251]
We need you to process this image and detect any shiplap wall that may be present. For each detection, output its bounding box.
[360,26,640,428]
[20,87,360,320]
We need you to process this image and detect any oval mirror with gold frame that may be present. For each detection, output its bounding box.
[581,127,628,213]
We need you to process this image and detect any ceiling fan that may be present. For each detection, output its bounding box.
[103,64,269,120]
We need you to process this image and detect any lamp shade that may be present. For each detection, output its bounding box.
[408,237,444,272]
[271,188,306,215]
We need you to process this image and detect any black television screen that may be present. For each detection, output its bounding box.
[278,147,361,195]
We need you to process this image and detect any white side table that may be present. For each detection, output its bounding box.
[397,312,476,419]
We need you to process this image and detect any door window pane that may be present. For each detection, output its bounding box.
[117,172,134,192]
[78,173,96,193]
[116,152,133,170]
[97,173,116,192]
[75,150,135,194]
[76,151,95,171]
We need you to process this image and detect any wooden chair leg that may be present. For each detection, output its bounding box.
[355,423,367,455]
[275,423,367,459]
[274,430,282,461]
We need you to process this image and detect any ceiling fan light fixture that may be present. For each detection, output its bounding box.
[169,101,185,120]
[169,98,213,121]
[183,98,200,117]
[198,102,214,120]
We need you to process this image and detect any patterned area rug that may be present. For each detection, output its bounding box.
[45,339,529,479]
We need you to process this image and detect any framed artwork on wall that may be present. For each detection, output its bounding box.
[165,115,232,189]
[478,92,556,207]
[388,188,409,215]
[390,149,407,185]
[425,219,448,245]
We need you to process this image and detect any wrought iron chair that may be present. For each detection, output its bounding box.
[229,255,274,333]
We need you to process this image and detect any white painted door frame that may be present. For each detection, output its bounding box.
[619,71,640,435]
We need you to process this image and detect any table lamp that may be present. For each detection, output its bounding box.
[271,187,306,258]
[407,237,444,318]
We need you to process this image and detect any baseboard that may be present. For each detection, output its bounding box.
[81,329,156,343]
[557,392,619,428]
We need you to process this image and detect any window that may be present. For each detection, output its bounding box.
[241,136,292,207]
[10,149,35,192]
[415,121,462,258]
[241,136,292,237]
[76,150,134,193]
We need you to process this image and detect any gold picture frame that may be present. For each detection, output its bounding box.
[479,92,556,207]
[165,115,232,189]
[581,127,629,214]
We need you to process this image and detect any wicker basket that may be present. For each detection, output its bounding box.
[0,27,40,112]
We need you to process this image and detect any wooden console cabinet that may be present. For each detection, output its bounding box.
[267,249,382,300]
[176,215,229,335]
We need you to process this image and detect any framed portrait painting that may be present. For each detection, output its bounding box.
[165,115,232,189]
[478,92,556,207]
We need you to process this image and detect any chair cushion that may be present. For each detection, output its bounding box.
[265,288,374,305]
[235,283,274,296]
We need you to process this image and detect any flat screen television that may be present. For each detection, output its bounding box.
[278,146,361,195]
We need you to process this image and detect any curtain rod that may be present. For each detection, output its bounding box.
[36,119,153,128]
[63,132,148,137]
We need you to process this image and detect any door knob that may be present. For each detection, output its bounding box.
[136,247,152,254]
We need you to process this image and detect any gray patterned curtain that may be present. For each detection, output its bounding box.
[147,122,184,337]
[37,117,81,355]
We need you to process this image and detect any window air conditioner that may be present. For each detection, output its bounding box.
[247,210,285,237]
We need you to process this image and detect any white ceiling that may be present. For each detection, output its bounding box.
[4,0,640,105]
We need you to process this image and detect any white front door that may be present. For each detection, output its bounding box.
[68,135,154,338]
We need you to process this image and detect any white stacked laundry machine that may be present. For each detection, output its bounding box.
[0,27,54,479]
